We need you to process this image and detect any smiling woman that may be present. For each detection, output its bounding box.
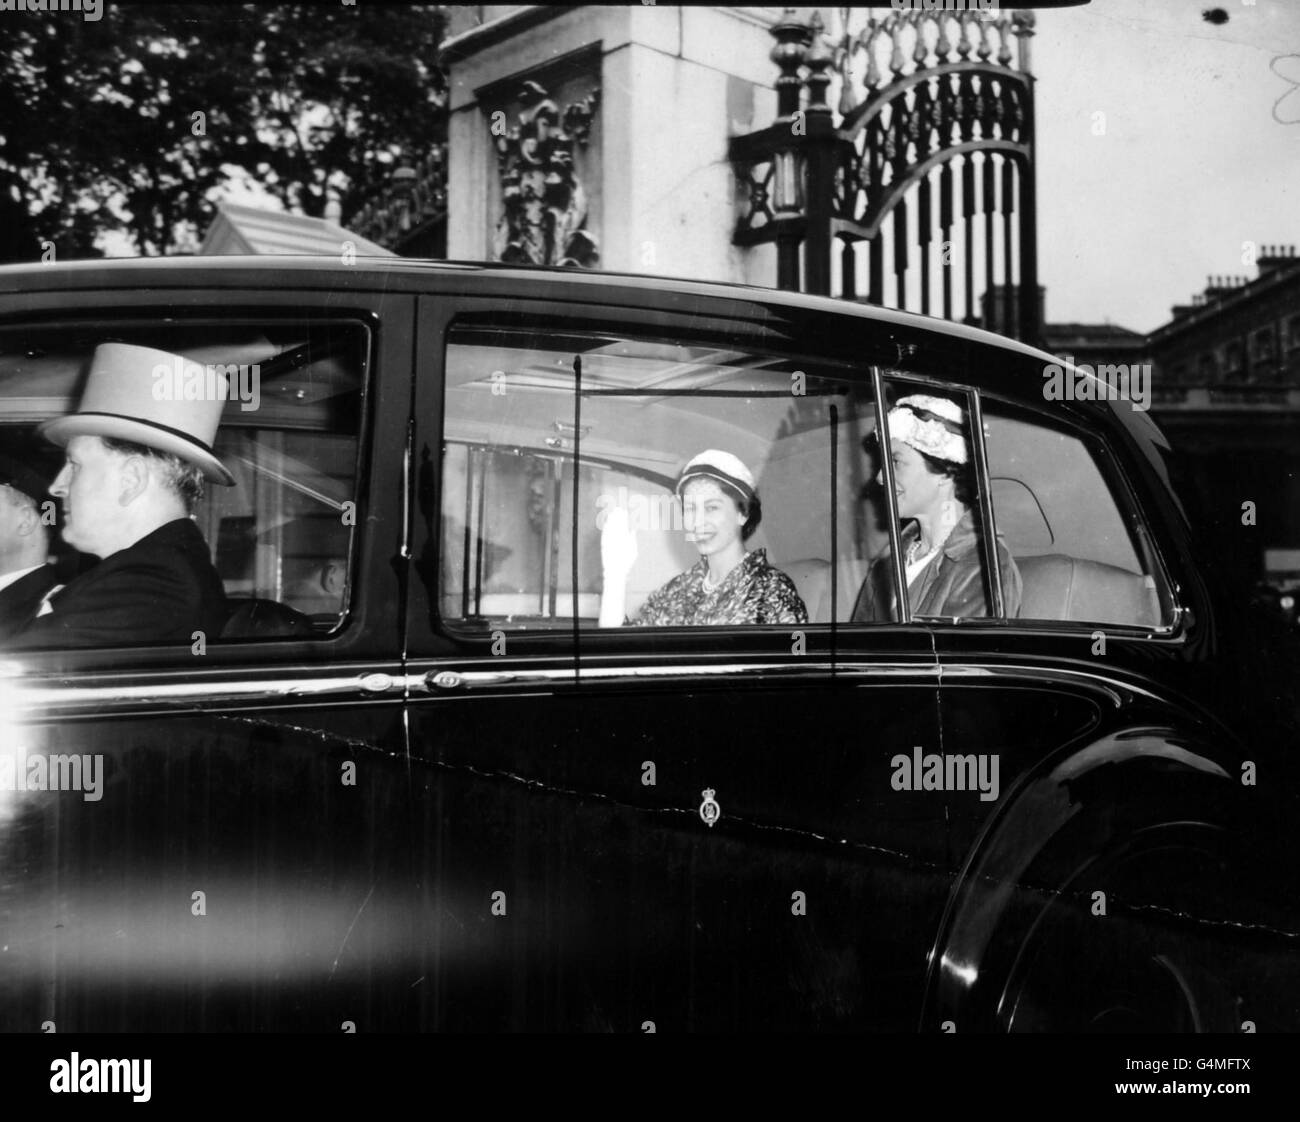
[598,449,807,627]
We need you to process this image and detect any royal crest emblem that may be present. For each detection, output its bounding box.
[699,788,721,828]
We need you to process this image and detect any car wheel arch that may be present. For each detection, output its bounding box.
[920,725,1249,1032]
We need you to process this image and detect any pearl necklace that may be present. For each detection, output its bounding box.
[703,554,744,591]
[905,539,935,565]
[909,503,962,563]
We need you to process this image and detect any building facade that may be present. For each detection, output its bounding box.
[1145,247,1300,588]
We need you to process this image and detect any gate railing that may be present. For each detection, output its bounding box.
[730,6,1040,346]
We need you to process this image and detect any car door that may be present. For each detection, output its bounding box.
[402,282,958,1030]
[0,273,421,1031]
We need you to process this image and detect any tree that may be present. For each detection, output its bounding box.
[0,3,447,261]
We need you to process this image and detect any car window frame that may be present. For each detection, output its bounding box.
[871,371,1017,626]
[967,388,1184,636]
[0,289,407,673]
[407,292,942,663]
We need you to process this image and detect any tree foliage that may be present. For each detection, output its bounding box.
[0,3,447,260]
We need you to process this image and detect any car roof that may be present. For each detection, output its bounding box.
[0,254,1167,455]
[0,253,1049,354]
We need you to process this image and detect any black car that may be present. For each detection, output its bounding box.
[0,256,1295,1032]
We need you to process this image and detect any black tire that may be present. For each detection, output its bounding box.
[994,822,1244,1033]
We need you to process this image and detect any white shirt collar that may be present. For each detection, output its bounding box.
[0,564,46,594]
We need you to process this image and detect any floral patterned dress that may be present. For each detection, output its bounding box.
[631,548,808,626]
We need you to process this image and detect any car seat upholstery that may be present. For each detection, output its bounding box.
[782,558,868,623]
[1016,554,1160,626]
[222,597,319,639]
[787,554,1159,627]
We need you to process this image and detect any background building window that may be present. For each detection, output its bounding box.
[1223,340,1244,377]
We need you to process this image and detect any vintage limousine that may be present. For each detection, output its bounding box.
[0,257,1295,1032]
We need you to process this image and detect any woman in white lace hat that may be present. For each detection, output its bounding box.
[599,449,807,627]
[852,394,1021,621]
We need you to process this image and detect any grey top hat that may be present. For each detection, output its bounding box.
[38,343,236,485]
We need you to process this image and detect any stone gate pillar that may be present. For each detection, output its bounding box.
[441,5,777,285]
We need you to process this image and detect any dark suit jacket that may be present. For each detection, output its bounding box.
[11,518,227,649]
[0,564,59,642]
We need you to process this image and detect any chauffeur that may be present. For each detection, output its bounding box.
[10,343,233,648]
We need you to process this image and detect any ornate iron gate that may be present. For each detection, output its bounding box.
[731,7,1040,346]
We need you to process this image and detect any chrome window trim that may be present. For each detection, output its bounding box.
[872,364,911,623]
[412,659,1160,707]
[0,658,1171,716]
[0,668,400,716]
[965,387,1005,618]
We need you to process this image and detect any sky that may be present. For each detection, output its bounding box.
[1031,0,1300,332]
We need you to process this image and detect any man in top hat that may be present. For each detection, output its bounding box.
[0,455,60,641]
[10,343,234,648]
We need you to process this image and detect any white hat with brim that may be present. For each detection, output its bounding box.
[675,449,757,503]
[38,343,235,485]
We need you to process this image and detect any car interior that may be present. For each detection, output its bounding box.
[0,319,366,642]
[440,328,1172,633]
[984,411,1165,627]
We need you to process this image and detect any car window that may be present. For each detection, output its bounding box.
[0,318,368,644]
[437,323,897,633]
[983,400,1175,628]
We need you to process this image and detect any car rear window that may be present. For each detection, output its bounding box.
[982,400,1176,629]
